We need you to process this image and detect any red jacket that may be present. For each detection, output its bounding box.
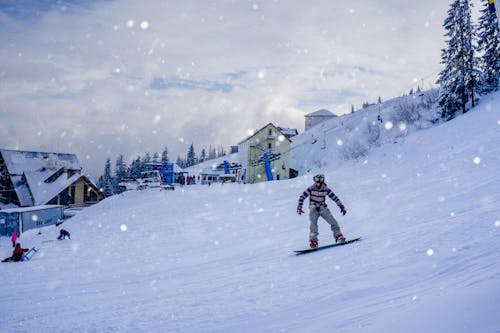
[12,246,28,261]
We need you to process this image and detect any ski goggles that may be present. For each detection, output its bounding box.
[313,174,325,183]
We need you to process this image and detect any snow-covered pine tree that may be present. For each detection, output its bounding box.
[161,146,169,163]
[208,146,216,160]
[199,148,207,163]
[114,154,127,193]
[176,156,186,168]
[128,156,142,179]
[476,0,500,94]
[437,0,478,120]
[141,153,151,172]
[186,144,197,167]
[152,152,160,163]
[100,158,114,197]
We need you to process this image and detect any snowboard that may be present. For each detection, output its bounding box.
[22,247,39,261]
[294,237,361,255]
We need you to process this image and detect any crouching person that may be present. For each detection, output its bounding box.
[58,229,71,240]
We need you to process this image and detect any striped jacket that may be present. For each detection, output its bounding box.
[298,183,343,209]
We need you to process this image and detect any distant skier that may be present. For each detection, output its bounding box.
[11,231,17,247]
[297,174,347,248]
[58,229,71,240]
[2,243,29,262]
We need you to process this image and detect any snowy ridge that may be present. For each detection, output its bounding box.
[291,89,440,175]
[0,92,499,332]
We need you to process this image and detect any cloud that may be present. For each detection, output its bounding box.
[150,77,233,93]
[0,0,453,177]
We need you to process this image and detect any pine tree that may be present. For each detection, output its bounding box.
[129,156,142,179]
[476,0,500,94]
[217,145,226,158]
[176,156,186,168]
[152,152,160,163]
[101,158,114,197]
[199,148,207,163]
[437,0,478,120]
[208,145,216,160]
[141,153,151,172]
[114,154,127,193]
[161,146,169,163]
[186,144,197,167]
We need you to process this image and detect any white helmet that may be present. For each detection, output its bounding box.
[313,174,325,183]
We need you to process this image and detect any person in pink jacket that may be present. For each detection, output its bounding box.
[11,231,17,247]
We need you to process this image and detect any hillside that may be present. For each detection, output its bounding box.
[0,91,499,333]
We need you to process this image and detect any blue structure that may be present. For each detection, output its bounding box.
[263,152,274,181]
[160,162,175,184]
[146,162,175,185]
[223,161,230,175]
[0,205,64,236]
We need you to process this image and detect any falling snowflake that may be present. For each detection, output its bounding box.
[426,248,434,256]
[120,224,127,232]
[336,139,343,146]
[384,121,393,130]
[140,21,149,30]
[153,115,161,125]
[495,221,500,228]
[31,215,38,222]
[127,20,135,28]
[473,157,481,165]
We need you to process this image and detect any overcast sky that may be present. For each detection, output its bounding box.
[0,0,468,177]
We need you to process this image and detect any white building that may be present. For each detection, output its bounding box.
[305,109,337,131]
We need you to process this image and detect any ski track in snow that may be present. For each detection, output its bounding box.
[1,92,499,332]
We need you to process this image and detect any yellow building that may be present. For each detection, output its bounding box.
[238,123,292,184]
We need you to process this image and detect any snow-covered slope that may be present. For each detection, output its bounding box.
[1,92,499,333]
[291,89,440,175]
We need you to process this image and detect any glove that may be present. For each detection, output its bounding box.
[339,205,347,216]
[297,205,304,215]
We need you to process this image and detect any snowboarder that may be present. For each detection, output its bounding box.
[2,243,29,262]
[11,231,17,247]
[297,174,347,248]
[58,229,71,240]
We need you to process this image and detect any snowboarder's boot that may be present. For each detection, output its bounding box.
[335,235,346,243]
[310,240,318,248]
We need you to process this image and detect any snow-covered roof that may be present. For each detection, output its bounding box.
[25,172,84,206]
[0,149,86,206]
[277,127,299,138]
[0,149,81,175]
[0,205,63,214]
[238,123,292,144]
[305,109,337,117]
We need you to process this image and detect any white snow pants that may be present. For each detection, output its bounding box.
[309,205,342,242]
